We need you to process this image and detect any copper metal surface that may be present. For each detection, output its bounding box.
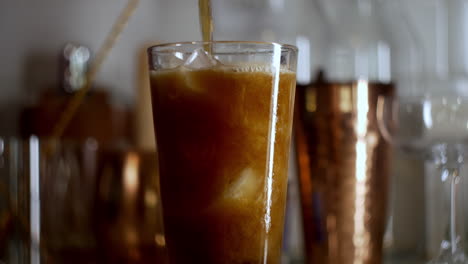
[294,79,394,264]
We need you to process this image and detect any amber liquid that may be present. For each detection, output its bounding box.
[294,80,394,264]
[150,67,296,263]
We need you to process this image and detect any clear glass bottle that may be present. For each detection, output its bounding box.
[212,1,329,262]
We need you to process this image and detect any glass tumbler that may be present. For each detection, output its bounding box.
[148,41,297,264]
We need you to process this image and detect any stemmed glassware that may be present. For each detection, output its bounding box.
[379,94,468,263]
[378,0,468,262]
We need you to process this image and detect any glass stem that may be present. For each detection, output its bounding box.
[445,167,460,254]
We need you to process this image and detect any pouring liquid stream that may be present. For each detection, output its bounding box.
[199,0,214,53]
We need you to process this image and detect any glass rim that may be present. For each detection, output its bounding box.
[147,41,298,53]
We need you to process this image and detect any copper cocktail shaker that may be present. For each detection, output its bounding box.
[294,76,394,264]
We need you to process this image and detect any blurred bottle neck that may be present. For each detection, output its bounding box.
[318,0,381,36]
[354,0,376,17]
[320,0,390,83]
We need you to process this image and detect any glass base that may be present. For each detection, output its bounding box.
[428,242,468,264]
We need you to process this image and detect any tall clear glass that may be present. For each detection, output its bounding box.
[148,41,297,263]
[0,138,167,263]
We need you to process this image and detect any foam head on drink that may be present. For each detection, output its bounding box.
[150,58,296,263]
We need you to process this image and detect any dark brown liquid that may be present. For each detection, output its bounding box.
[150,67,296,263]
[294,80,394,264]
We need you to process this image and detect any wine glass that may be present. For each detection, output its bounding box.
[378,94,468,263]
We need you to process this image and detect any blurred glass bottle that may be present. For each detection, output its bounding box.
[20,43,132,146]
[212,0,328,262]
[379,2,427,263]
[213,0,329,81]
[294,0,422,263]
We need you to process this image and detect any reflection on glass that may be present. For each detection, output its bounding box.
[0,139,167,264]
